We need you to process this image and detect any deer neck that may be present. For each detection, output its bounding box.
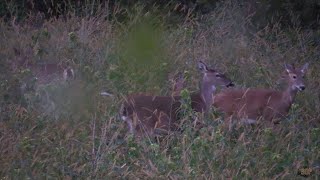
[282,85,298,106]
[200,83,215,112]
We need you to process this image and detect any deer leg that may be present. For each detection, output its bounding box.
[154,111,172,136]
[262,108,278,127]
[224,115,233,131]
[136,114,155,138]
[127,119,134,134]
[120,103,135,134]
[126,114,136,134]
[126,112,143,136]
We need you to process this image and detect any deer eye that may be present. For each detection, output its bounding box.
[292,75,297,79]
[215,74,221,78]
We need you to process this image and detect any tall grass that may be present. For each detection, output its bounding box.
[0,1,319,179]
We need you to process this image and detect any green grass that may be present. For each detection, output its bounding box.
[0,1,319,179]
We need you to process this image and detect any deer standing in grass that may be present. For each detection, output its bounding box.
[120,61,234,137]
[213,63,309,130]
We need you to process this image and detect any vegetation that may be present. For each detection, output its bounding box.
[0,0,319,179]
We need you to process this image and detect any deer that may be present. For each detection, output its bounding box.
[120,61,234,137]
[11,47,75,86]
[9,48,75,111]
[25,63,75,84]
[213,63,309,130]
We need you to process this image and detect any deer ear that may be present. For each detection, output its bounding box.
[284,63,294,73]
[198,61,208,72]
[301,63,309,74]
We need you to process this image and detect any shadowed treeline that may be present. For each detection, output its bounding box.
[0,0,319,28]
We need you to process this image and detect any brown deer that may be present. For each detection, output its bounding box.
[213,63,309,130]
[120,61,234,137]
[26,63,74,84]
[11,47,74,86]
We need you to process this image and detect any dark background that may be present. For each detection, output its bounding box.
[1,0,319,29]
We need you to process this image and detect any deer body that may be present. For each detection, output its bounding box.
[12,48,74,84]
[26,63,74,84]
[213,63,309,129]
[121,61,233,137]
[122,92,214,133]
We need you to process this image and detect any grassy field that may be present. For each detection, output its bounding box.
[0,1,319,179]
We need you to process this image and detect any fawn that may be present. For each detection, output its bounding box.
[120,61,234,137]
[213,63,309,130]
